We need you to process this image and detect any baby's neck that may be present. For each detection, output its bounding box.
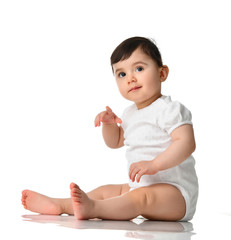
[135,93,162,110]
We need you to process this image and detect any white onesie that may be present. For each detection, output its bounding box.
[121,95,198,221]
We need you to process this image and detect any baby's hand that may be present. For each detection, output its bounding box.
[129,160,159,183]
[95,106,122,127]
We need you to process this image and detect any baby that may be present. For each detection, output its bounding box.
[21,37,198,221]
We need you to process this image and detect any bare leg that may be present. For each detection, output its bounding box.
[87,183,130,200]
[21,183,130,215]
[70,183,186,221]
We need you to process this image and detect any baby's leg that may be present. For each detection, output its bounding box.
[70,183,186,221]
[87,183,130,200]
[21,184,129,215]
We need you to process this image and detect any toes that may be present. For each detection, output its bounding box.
[71,189,81,196]
[21,198,27,209]
[70,183,83,203]
[70,182,79,188]
[70,183,81,194]
[71,188,82,200]
[21,190,28,208]
[71,187,81,194]
[70,182,75,189]
[22,190,28,197]
[70,182,80,190]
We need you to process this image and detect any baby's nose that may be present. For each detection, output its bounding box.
[128,74,137,84]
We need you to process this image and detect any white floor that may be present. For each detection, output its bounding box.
[2,208,230,240]
[21,214,195,239]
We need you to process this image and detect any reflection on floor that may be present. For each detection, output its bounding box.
[22,214,195,240]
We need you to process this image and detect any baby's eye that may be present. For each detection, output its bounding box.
[136,66,143,72]
[119,72,126,78]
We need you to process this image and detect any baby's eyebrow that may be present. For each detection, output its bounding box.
[115,68,123,74]
[132,61,148,66]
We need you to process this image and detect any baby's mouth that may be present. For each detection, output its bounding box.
[128,86,142,93]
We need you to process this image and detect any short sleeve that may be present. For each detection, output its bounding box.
[157,101,192,134]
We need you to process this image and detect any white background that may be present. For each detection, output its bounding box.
[1,0,231,239]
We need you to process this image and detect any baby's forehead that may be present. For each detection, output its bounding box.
[113,48,153,69]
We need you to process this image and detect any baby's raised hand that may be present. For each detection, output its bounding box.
[95,106,122,127]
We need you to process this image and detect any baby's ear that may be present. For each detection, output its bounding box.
[160,65,169,82]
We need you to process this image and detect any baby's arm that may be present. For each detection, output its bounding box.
[154,124,196,170]
[129,124,196,182]
[95,106,124,149]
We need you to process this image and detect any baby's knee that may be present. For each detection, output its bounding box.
[129,187,154,210]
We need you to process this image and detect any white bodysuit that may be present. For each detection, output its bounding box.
[121,95,198,221]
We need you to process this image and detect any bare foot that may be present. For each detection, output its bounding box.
[21,190,64,215]
[70,182,95,220]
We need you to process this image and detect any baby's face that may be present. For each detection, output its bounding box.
[112,47,167,109]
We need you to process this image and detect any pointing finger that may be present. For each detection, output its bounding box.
[106,106,112,113]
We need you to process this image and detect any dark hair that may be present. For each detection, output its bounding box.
[110,36,163,68]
